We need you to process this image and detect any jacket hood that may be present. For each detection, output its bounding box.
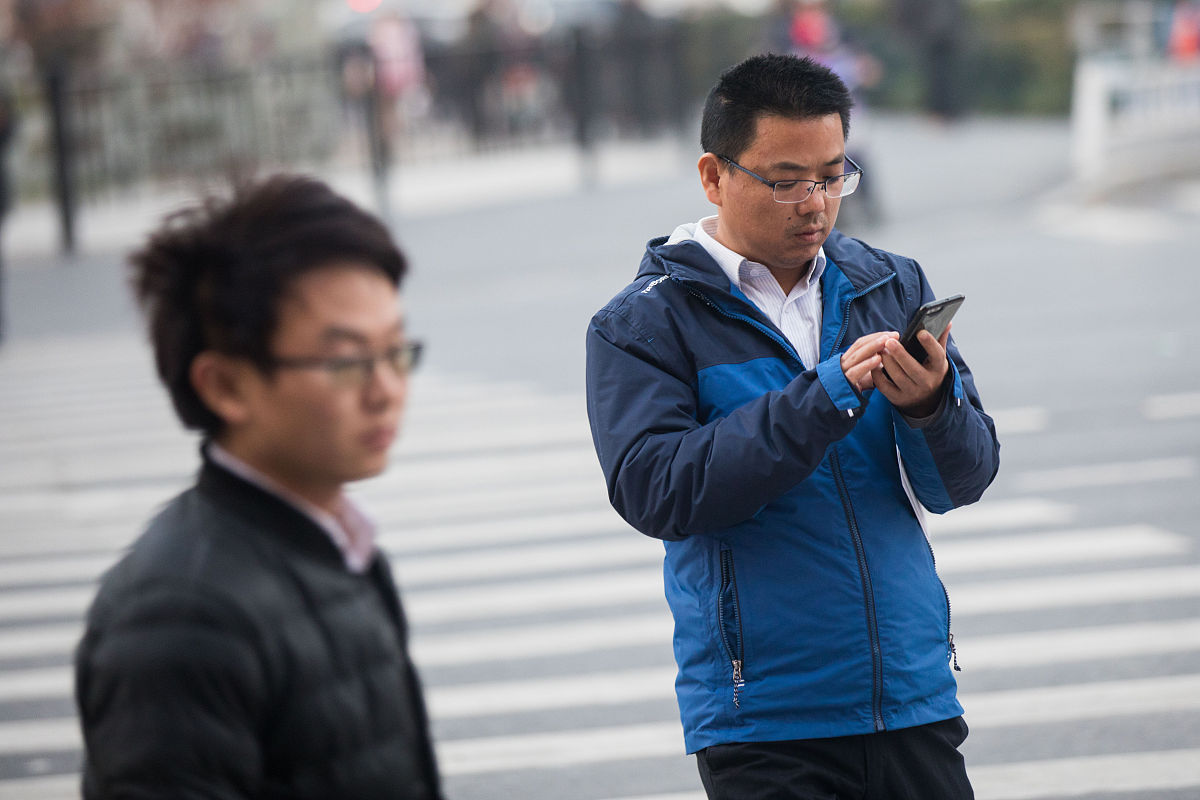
[637,227,897,294]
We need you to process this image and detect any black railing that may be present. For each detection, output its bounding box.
[11,22,690,251]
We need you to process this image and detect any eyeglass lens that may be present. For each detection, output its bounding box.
[326,344,422,387]
[774,171,861,202]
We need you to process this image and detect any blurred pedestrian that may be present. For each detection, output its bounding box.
[1168,0,1200,61]
[0,81,14,343]
[74,175,443,800]
[461,0,504,144]
[893,0,967,122]
[612,0,655,136]
[772,0,884,225]
[585,54,999,799]
[369,11,430,140]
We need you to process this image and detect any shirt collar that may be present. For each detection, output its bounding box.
[207,442,377,573]
[692,215,826,297]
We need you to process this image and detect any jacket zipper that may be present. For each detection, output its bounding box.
[924,540,961,671]
[827,277,896,732]
[829,274,897,357]
[830,447,885,732]
[718,548,746,708]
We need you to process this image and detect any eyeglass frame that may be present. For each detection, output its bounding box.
[264,340,424,388]
[716,153,863,204]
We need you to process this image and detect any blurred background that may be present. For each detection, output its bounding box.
[0,1,1198,799]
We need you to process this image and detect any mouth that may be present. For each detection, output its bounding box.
[361,426,397,452]
[793,227,825,244]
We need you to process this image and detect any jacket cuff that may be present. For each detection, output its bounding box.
[816,357,865,418]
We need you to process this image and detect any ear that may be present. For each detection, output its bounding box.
[698,152,725,207]
[190,350,256,428]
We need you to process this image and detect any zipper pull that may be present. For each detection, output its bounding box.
[949,634,961,672]
[732,659,745,708]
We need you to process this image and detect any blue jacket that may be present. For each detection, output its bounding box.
[585,228,1000,753]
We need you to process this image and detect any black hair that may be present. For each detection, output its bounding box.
[129,174,407,437]
[700,54,853,159]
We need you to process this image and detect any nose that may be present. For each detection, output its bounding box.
[363,359,407,411]
[804,184,829,212]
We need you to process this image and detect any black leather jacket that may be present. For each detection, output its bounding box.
[75,451,443,800]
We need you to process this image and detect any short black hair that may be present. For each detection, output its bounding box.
[130,174,407,437]
[700,54,853,159]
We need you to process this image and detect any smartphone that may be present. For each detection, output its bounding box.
[900,294,965,363]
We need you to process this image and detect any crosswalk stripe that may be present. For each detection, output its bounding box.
[12,649,1200,725]
[970,748,1200,799]
[6,613,1198,670]
[0,495,1082,566]
[0,718,79,755]
[935,524,1187,573]
[1013,456,1198,491]
[1142,391,1200,420]
[421,614,1200,672]
[1,524,1186,626]
[952,564,1200,613]
[0,506,629,561]
[383,508,627,553]
[963,673,1200,727]
[0,774,78,800]
[0,623,81,659]
[410,562,1200,626]
[0,555,115,588]
[439,721,680,775]
[428,666,678,719]
[595,749,1200,800]
[0,586,93,622]
[362,448,602,495]
[366,479,611,528]
[409,568,663,624]
[0,666,71,702]
[395,536,660,587]
[413,613,674,667]
[6,696,1200,781]
[962,618,1200,668]
[392,418,592,459]
[988,406,1049,434]
[924,498,1074,536]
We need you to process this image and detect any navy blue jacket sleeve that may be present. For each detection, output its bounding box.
[891,265,1001,512]
[586,304,862,541]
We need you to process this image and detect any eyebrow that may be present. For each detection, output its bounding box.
[319,322,404,345]
[769,155,847,173]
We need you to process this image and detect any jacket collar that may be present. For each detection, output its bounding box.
[195,442,349,567]
[641,228,895,297]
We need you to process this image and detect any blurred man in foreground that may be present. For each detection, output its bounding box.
[75,175,443,799]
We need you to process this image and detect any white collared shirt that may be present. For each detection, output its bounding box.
[208,443,377,573]
[670,216,827,369]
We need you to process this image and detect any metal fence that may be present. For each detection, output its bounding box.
[6,21,689,251]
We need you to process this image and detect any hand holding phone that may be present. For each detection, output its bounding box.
[900,295,964,363]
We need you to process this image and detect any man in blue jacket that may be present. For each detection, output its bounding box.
[585,54,999,799]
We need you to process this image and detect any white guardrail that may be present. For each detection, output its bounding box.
[1071,57,1200,193]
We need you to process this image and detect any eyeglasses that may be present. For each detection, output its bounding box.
[266,341,423,388]
[717,154,862,203]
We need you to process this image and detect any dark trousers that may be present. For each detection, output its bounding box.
[696,717,973,800]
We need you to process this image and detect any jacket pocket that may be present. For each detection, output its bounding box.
[717,547,746,708]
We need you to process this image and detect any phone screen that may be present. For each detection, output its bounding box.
[901,295,964,362]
